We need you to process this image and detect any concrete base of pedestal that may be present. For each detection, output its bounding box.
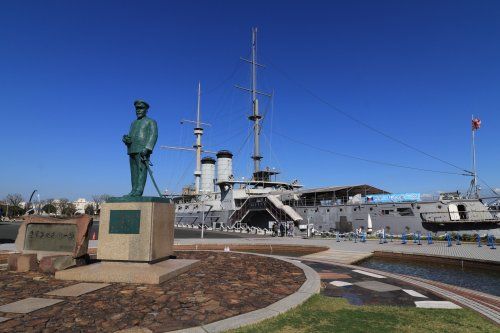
[55,259,199,284]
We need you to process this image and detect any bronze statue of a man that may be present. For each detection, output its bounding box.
[122,100,158,197]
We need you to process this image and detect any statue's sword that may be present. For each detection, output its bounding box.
[141,156,165,197]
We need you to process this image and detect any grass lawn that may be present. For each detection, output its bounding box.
[230,295,498,333]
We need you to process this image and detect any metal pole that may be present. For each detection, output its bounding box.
[251,27,261,173]
[471,115,478,198]
[201,197,205,239]
[197,82,201,126]
[194,82,202,194]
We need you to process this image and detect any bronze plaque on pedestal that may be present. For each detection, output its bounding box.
[109,210,141,234]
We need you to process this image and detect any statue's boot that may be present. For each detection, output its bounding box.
[129,188,143,197]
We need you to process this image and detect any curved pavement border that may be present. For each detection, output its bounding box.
[167,252,321,333]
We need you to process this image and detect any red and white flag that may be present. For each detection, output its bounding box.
[472,118,481,131]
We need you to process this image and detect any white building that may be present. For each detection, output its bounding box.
[73,198,89,214]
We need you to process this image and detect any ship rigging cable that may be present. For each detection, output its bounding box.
[265,59,472,175]
[273,130,468,176]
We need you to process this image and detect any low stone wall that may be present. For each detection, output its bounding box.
[173,244,329,256]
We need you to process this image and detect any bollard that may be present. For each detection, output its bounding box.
[477,233,482,247]
[456,233,461,245]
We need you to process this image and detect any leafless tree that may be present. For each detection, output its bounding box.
[84,204,95,215]
[92,194,111,213]
[61,203,76,216]
[5,193,24,208]
[4,194,25,217]
[54,198,70,216]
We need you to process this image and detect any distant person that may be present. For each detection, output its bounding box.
[279,222,285,237]
[272,222,278,237]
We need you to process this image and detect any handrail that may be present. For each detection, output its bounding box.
[420,209,500,223]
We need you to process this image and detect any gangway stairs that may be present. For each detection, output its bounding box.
[228,195,303,228]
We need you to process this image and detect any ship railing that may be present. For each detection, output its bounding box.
[289,197,352,207]
[420,209,500,222]
[228,197,251,226]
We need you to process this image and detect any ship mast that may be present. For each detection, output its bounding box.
[194,82,202,193]
[160,82,215,194]
[236,27,271,176]
[250,28,261,173]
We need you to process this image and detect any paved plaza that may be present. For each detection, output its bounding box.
[172,236,500,264]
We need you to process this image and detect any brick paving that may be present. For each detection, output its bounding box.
[0,251,305,333]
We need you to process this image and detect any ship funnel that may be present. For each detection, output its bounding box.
[216,150,233,182]
[201,156,216,193]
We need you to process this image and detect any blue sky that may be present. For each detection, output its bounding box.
[1,0,499,200]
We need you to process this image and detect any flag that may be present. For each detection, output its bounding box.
[472,118,481,131]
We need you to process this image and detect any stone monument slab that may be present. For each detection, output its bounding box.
[15,215,93,260]
[45,283,110,297]
[97,197,174,262]
[0,298,63,314]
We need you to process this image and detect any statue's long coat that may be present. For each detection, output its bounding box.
[127,116,158,154]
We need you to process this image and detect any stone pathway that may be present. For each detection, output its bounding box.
[0,252,305,332]
[173,237,500,264]
[302,260,448,308]
[301,257,500,324]
[45,282,110,297]
[301,248,372,264]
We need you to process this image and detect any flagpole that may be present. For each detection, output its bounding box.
[471,114,478,198]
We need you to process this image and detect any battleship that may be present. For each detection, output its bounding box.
[165,28,500,236]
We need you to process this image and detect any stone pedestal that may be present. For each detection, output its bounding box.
[97,197,174,262]
[57,197,199,284]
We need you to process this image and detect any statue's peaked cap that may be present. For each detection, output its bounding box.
[134,100,150,109]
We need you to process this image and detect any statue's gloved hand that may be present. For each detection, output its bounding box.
[122,135,132,145]
[140,148,152,158]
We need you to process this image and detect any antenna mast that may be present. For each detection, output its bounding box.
[236,27,271,175]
